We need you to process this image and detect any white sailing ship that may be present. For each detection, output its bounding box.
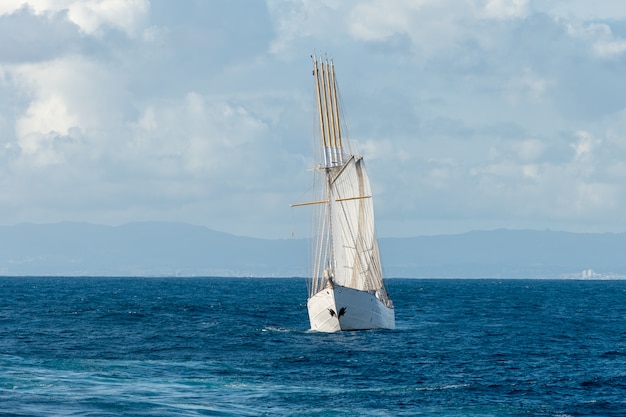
[292,56,395,332]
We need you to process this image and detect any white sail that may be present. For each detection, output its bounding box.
[295,55,394,331]
[330,156,380,291]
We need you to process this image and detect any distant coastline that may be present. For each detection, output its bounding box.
[1,222,625,279]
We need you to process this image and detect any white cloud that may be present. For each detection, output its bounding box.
[268,0,531,62]
[348,0,419,42]
[504,68,550,104]
[66,0,148,37]
[129,91,269,178]
[347,0,481,59]
[359,138,409,162]
[12,57,129,140]
[565,22,626,59]
[267,0,346,55]
[535,0,626,21]
[0,0,149,37]
[488,138,546,163]
[571,130,599,162]
[481,0,528,19]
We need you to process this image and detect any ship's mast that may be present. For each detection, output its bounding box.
[329,61,343,156]
[312,55,343,168]
[312,57,329,167]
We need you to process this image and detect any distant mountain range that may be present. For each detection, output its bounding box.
[0,222,624,278]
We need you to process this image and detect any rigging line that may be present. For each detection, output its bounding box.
[290,206,298,239]
[315,218,332,294]
[330,155,354,184]
[311,209,323,292]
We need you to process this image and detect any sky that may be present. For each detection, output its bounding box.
[2,0,626,239]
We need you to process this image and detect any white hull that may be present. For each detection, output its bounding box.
[307,285,395,332]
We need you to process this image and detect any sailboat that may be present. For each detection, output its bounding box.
[292,56,395,332]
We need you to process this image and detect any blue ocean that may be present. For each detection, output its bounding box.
[1,277,625,416]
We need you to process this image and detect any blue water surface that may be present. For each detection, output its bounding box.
[1,277,625,416]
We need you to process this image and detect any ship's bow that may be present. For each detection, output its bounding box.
[308,286,395,332]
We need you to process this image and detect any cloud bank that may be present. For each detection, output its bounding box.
[1,0,626,238]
